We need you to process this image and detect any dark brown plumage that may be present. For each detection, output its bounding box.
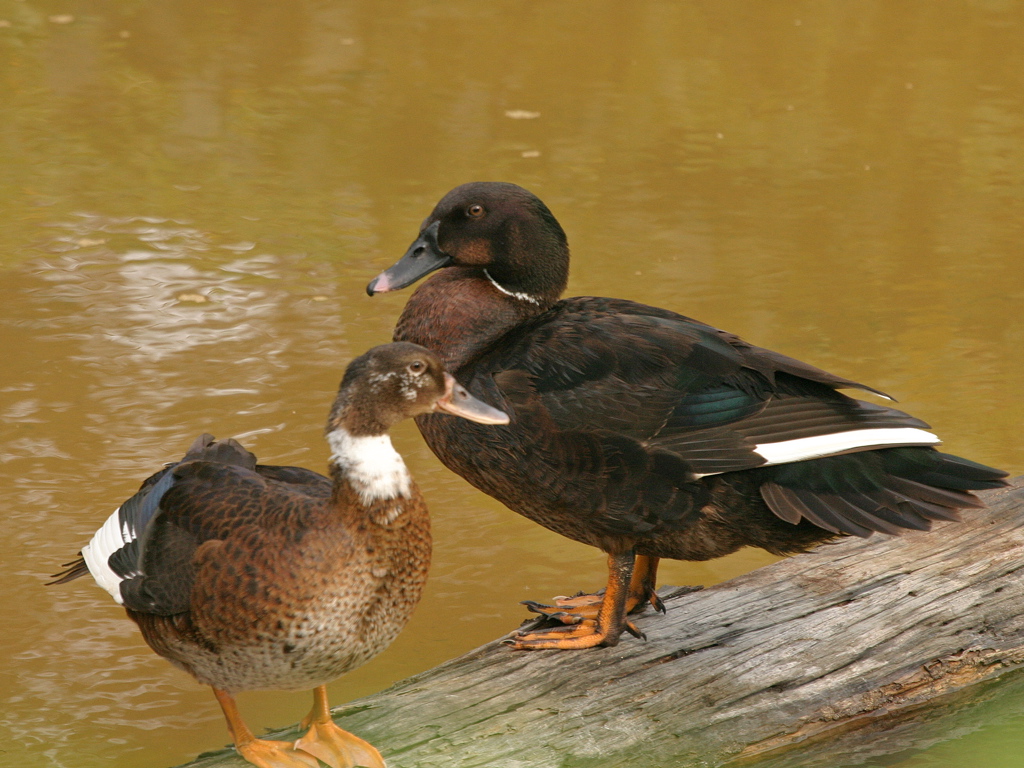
[50,342,507,768]
[367,181,1008,650]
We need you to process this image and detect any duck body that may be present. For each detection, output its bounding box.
[52,342,508,768]
[369,182,1008,649]
[114,440,429,694]
[403,292,971,560]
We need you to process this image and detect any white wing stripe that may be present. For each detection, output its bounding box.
[81,506,131,604]
[753,427,941,466]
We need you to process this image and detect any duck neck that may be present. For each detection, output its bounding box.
[326,426,411,506]
[394,267,553,372]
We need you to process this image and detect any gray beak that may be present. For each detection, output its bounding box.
[367,220,450,295]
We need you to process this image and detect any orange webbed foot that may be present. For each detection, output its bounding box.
[519,554,665,630]
[509,618,637,650]
[521,591,603,623]
[235,738,322,768]
[508,552,652,650]
[212,687,322,768]
[294,685,386,768]
[294,720,386,768]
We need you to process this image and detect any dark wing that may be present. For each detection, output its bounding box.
[255,464,333,499]
[121,458,332,616]
[107,435,257,586]
[64,434,330,616]
[103,435,253,614]
[460,298,1006,539]
[46,435,228,588]
[118,462,260,614]
[47,459,176,586]
[484,298,924,477]
[51,436,337,602]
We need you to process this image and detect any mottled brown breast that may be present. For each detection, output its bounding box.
[131,479,431,693]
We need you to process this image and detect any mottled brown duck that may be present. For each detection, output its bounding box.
[367,181,1008,651]
[50,342,508,768]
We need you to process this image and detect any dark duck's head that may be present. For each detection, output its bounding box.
[367,182,569,308]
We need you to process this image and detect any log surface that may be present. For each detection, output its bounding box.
[181,480,1024,768]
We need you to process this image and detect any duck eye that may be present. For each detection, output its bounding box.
[408,360,426,375]
[466,204,485,219]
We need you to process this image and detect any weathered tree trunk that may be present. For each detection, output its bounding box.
[180,480,1024,768]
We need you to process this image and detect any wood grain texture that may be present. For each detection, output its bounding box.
[178,479,1024,768]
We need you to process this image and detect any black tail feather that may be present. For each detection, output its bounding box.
[47,555,88,585]
[760,447,1006,538]
[885,476,985,510]
[844,490,932,532]
[826,494,905,536]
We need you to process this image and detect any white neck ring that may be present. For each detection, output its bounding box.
[484,269,541,305]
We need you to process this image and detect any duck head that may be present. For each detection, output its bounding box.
[367,182,569,307]
[327,342,508,437]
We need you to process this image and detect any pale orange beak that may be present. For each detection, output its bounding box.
[434,374,509,425]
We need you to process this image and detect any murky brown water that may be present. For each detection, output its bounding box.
[2,2,1023,767]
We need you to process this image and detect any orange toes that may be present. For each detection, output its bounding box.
[507,619,620,650]
[294,720,386,768]
[521,600,596,624]
[551,590,606,610]
[235,738,321,768]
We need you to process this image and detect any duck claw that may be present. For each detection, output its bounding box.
[648,591,667,614]
[624,621,646,640]
[521,597,601,623]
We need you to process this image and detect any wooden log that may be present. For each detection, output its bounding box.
[179,480,1024,768]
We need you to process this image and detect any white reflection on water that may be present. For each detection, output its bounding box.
[41,217,279,364]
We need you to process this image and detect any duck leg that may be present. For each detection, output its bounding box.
[522,554,665,625]
[510,551,636,649]
[212,688,320,768]
[294,685,387,768]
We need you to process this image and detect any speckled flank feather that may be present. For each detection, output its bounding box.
[126,466,430,692]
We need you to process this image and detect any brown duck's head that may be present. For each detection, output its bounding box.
[327,342,508,437]
[367,182,569,307]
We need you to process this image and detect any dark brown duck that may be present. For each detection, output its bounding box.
[368,181,1008,651]
[50,342,508,768]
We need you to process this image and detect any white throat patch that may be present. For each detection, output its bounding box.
[327,428,412,504]
[484,269,541,305]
